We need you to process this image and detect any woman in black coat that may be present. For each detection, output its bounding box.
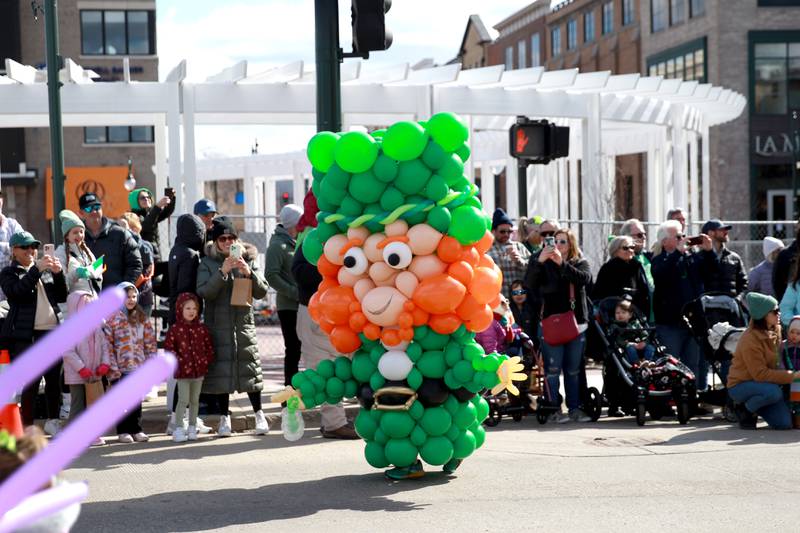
[593,236,651,317]
[0,231,67,430]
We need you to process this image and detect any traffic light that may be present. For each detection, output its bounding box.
[509,118,570,164]
[281,192,290,205]
[351,0,392,54]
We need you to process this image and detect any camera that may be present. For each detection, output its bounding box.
[544,236,555,248]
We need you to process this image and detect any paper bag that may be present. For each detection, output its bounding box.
[790,379,800,403]
[85,380,105,406]
[231,277,253,307]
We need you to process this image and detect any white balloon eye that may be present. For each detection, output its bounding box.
[343,247,369,275]
[382,242,413,270]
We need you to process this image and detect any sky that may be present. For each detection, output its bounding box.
[156,0,550,159]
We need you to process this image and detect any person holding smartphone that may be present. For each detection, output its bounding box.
[697,219,748,297]
[127,187,175,263]
[487,208,531,300]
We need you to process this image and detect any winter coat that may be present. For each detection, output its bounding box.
[265,225,299,311]
[168,214,206,324]
[55,242,101,296]
[728,322,794,388]
[525,257,593,325]
[197,241,268,394]
[62,291,111,385]
[104,309,157,378]
[0,262,67,341]
[130,232,154,308]
[772,240,798,302]
[510,299,537,342]
[0,215,23,301]
[164,293,214,379]
[292,241,322,307]
[651,249,706,326]
[129,187,175,262]
[778,281,800,327]
[701,246,748,297]
[748,260,775,297]
[608,318,650,349]
[84,218,142,288]
[475,318,512,354]
[592,256,651,317]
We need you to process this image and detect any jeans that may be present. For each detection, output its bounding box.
[278,310,302,386]
[624,344,656,364]
[9,332,62,425]
[112,374,143,435]
[175,378,204,427]
[541,333,585,411]
[728,381,792,429]
[214,391,262,416]
[656,325,700,378]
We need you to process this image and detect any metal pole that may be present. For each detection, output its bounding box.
[791,109,799,219]
[517,160,528,218]
[44,0,66,241]
[315,0,342,133]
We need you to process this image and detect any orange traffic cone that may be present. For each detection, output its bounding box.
[0,349,23,437]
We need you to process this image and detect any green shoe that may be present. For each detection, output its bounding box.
[443,458,462,474]
[384,460,425,480]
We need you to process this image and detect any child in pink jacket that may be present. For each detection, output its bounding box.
[62,291,111,446]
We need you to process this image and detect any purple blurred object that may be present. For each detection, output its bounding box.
[0,482,88,533]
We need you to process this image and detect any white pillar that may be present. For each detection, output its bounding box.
[568,158,579,221]
[182,84,198,212]
[670,106,688,212]
[266,178,278,239]
[167,82,182,235]
[153,113,170,248]
[689,131,700,232]
[701,124,711,220]
[465,115,475,183]
[557,158,569,220]
[243,165,258,233]
[505,155,519,220]
[646,145,660,235]
[292,160,305,207]
[480,162,496,215]
[581,93,605,272]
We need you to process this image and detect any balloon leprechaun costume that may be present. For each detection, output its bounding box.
[272,112,525,480]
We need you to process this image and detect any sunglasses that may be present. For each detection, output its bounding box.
[632,232,646,238]
[675,233,686,240]
[15,245,39,251]
[555,239,569,245]
[217,235,237,243]
[540,231,555,237]
[496,229,512,235]
[82,204,102,213]
[511,289,527,296]
[621,246,636,251]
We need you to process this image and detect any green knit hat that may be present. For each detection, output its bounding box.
[59,209,84,236]
[746,292,778,320]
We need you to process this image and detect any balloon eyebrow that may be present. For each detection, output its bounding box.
[377,235,410,249]
[339,238,364,255]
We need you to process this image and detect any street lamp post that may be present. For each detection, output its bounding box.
[42,0,66,241]
[314,0,342,133]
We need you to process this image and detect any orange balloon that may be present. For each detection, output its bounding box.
[381,328,400,347]
[429,313,461,335]
[349,312,367,332]
[319,318,335,334]
[308,292,322,322]
[475,231,494,255]
[478,254,495,270]
[488,294,502,309]
[469,267,502,305]
[411,307,429,326]
[363,323,381,340]
[437,236,462,264]
[330,326,361,353]
[403,300,416,312]
[318,278,338,295]
[412,273,467,315]
[398,312,413,329]
[319,285,356,325]
[460,247,480,267]
[399,327,415,341]
[464,304,493,333]
[456,293,483,322]
[349,301,362,313]
[447,261,474,287]
[317,255,341,278]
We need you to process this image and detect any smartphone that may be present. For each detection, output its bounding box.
[164,187,176,197]
[43,244,55,257]
[229,242,243,259]
[687,236,704,246]
[544,236,555,248]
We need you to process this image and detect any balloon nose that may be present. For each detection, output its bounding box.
[361,286,407,327]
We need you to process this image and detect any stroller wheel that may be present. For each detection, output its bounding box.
[512,412,524,422]
[536,411,548,424]
[636,402,647,426]
[585,387,602,421]
[677,398,691,425]
[484,405,501,427]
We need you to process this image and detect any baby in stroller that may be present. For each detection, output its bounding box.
[608,298,656,364]
[780,316,800,428]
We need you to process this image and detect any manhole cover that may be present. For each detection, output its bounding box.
[587,437,666,447]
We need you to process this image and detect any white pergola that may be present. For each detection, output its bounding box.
[0,57,745,264]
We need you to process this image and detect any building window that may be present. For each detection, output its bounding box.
[504,46,514,69]
[602,2,614,34]
[670,0,686,24]
[753,42,800,115]
[584,11,595,42]
[551,27,562,57]
[531,33,541,67]
[622,0,635,25]
[518,39,527,69]
[690,0,706,17]
[758,0,800,5]
[651,0,669,32]
[84,126,154,144]
[646,37,707,82]
[80,10,155,56]
[567,19,577,49]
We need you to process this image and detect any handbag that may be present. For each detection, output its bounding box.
[231,277,253,307]
[541,284,581,346]
[85,380,105,406]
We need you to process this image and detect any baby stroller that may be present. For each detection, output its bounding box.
[531,348,603,425]
[682,292,748,419]
[594,296,696,426]
[482,331,541,426]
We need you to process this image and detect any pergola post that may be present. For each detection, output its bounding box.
[670,105,688,213]
[568,158,579,221]
[580,93,605,270]
[557,158,569,220]
[153,113,169,249]
[689,131,700,231]
[243,165,258,233]
[505,155,519,220]
[480,162,496,215]
[181,84,198,214]
[701,124,711,220]
[645,143,661,238]
[292,160,306,207]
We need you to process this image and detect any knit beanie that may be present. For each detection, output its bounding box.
[762,236,784,261]
[296,191,319,233]
[208,216,237,242]
[59,209,84,235]
[746,292,778,320]
[279,204,303,230]
[491,208,513,230]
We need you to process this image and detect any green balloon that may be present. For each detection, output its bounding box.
[464,196,482,210]
[379,186,405,212]
[407,368,423,391]
[410,425,428,447]
[445,424,461,441]
[373,154,399,183]
[320,175,347,206]
[312,168,325,181]
[464,379,482,394]
[348,170,386,204]
[369,372,385,391]
[462,342,484,362]
[351,352,376,382]
[453,430,477,459]
[443,394,459,415]
[443,369,460,390]
[407,342,423,361]
[334,131,379,174]
[311,177,322,199]
[395,160,432,196]
[419,329,448,350]
[317,359,335,379]
[454,401,477,429]
[371,128,387,138]
[315,221,339,242]
[409,400,425,421]
[417,350,446,378]
[314,391,327,406]
[413,325,430,342]
[380,412,415,439]
[339,195,364,216]
[419,406,452,436]
[424,174,449,202]
[438,154,465,183]
[325,376,345,398]
[448,205,488,245]
[355,409,378,440]
[302,229,323,264]
[420,436,454,466]
[444,342,462,367]
[370,346,385,364]
[426,112,469,152]
[334,357,353,381]
[365,441,389,468]
[480,372,498,389]
[325,164,351,188]
[299,381,315,401]
[343,379,358,398]
[373,428,388,445]
[426,205,451,233]
[309,372,325,391]
[307,131,340,172]
[453,360,475,384]
[384,438,418,467]
[382,121,429,161]
[290,372,307,389]
[362,203,385,232]
[474,396,490,422]
[473,425,486,448]
[422,140,449,169]
[455,142,471,162]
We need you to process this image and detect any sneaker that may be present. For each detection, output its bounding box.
[550,412,570,424]
[217,415,232,437]
[173,427,188,443]
[569,409,591,423]
[187,426,198,441]
[60,393,71,420]
[118,433,134,444]
[254,410,269,435]
[443,458,462,474]
[133,432,150,442]
[321,423,359,440]
[43,419,61,437]
[384,459,425,480]
[166,413,178,436]
[145,386,159,402]
[90,437,106,446]
[195,417,212,434]
[734,403,757,430]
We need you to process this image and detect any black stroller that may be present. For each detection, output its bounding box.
[682,292,748,419]
[594,296,696,426]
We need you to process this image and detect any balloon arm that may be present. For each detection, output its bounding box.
[0,482,88,533]
[271,386,306,410]
[490,356,526,397]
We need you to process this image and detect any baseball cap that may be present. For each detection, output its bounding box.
[78,193,102,210]
[9,231,41,248]
[701,219,732,234]
[193,199,217,216]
